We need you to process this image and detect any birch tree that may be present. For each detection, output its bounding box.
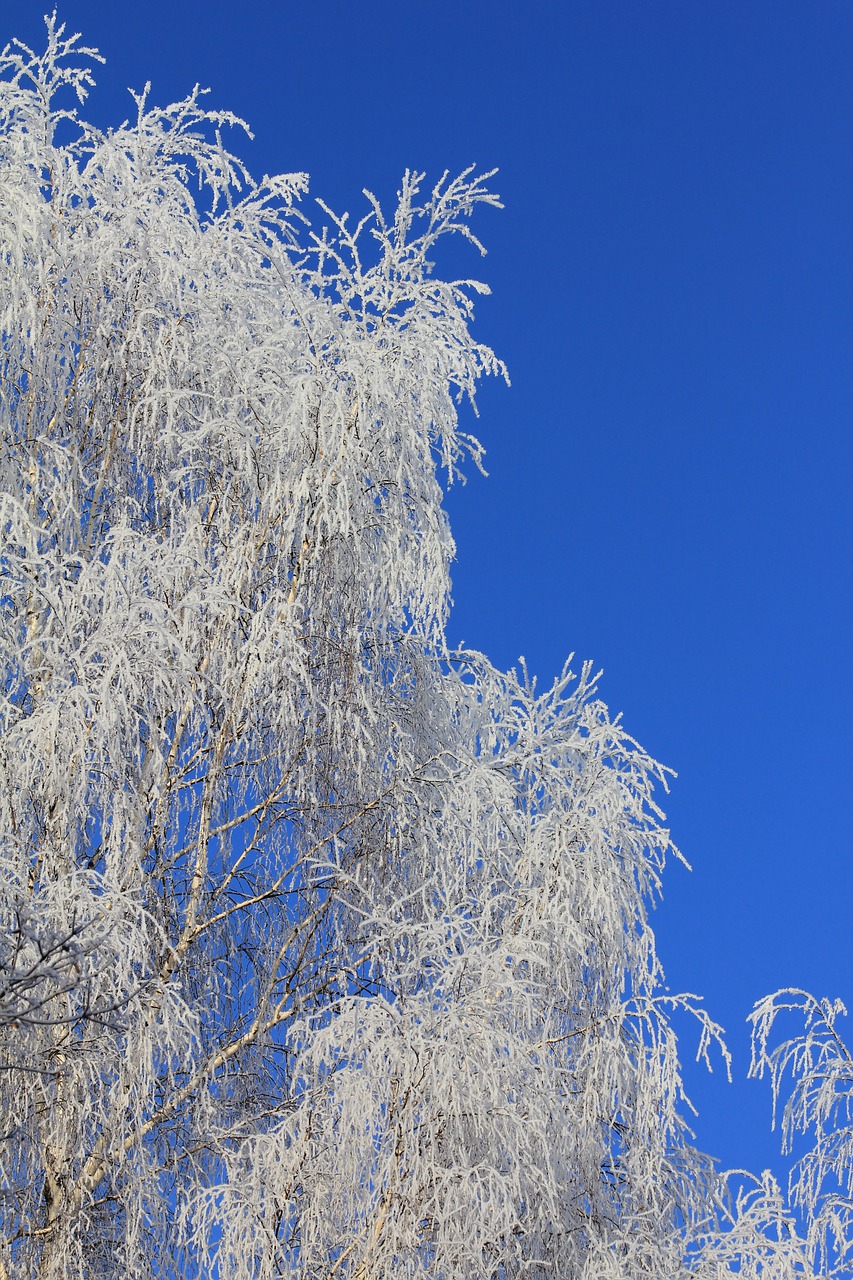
[0,15,846,1280]
[746,990,853,1277]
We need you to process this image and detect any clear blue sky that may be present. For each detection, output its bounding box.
[5,0,851,1189]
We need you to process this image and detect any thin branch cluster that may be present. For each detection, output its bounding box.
[0,16,849,1279]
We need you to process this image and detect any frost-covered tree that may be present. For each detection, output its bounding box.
[0,16,846,1280]
[747,990,853,1277]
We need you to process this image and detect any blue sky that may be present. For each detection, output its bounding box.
[5,0,851,1188]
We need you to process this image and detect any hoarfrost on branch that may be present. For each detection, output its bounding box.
[0,16,848,1279]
